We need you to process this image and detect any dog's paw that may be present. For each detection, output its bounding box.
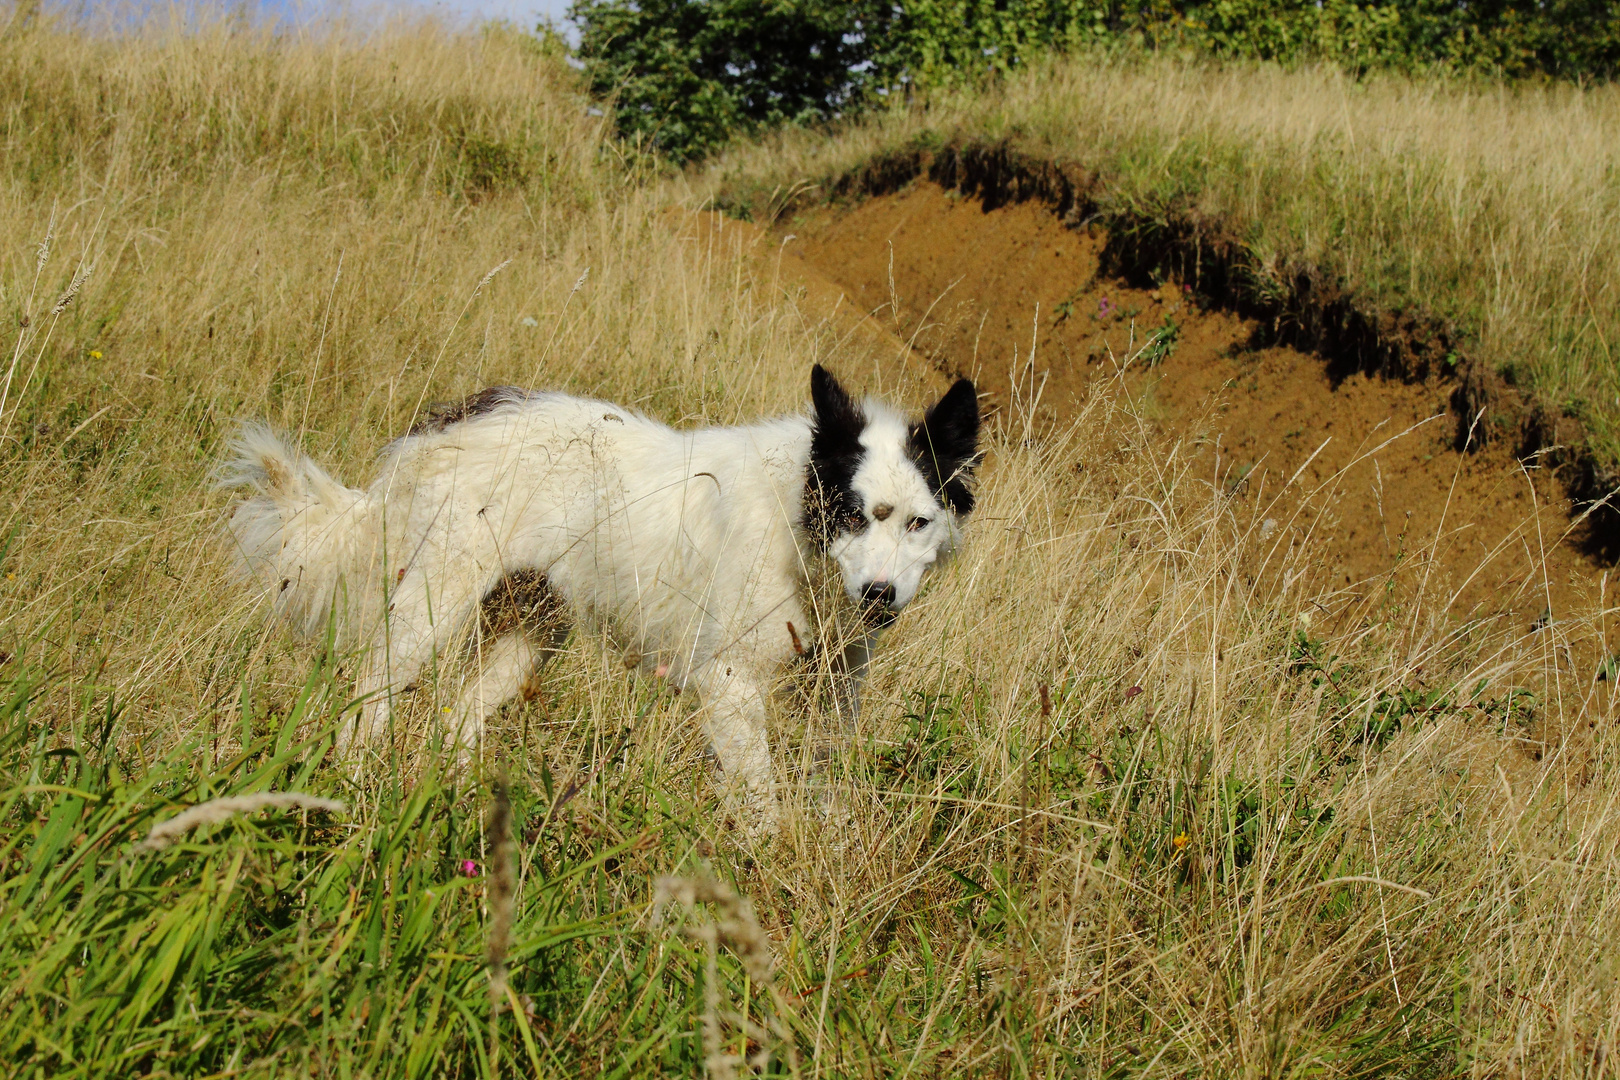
[812,784,855,833]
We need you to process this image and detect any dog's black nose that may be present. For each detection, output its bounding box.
[862,582,897,610]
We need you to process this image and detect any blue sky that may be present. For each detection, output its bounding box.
[321,0,570,29]
[50,0,575,33]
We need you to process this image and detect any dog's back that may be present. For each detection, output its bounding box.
[418,395,808,664]
[224,390,815,678]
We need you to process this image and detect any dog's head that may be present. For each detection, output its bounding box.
[805,364,981,626]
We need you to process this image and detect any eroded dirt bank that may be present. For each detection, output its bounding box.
[776,180,1606,626]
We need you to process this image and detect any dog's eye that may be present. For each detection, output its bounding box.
[843,510,868,532]
[907,516,931,532]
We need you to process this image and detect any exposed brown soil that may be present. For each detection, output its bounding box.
[779,181,1606,625]
[667,207,953,402]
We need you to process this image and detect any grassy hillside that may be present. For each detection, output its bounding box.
[711,52,1620,482]
[3,14,1619,1079]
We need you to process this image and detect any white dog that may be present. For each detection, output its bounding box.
[219,365,979,811]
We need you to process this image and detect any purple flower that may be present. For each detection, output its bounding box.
[460,859,479,877]
[1098,297,1113,315]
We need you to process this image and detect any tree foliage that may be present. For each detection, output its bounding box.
[570,0,881,162]
[571,0,1620,162]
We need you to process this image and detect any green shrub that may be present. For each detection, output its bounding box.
[572,0,1620,162]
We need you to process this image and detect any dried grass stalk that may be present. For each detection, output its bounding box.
[49,263,89,316]
[473,258,512,297]
[486,776,516,1009]
[653,874,774,985]
[654,875,795,1078]
[141,792,346,849]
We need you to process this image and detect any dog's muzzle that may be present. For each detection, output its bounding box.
[860,583,899,628]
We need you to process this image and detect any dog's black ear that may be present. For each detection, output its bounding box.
[805,365,868,543]
[811,364,863,447]
[909,378,980,515]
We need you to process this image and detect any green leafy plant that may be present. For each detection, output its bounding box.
[0,659,641,1077]
[1139,312,1180,366]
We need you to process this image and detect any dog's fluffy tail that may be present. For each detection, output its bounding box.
[218,424,381,640]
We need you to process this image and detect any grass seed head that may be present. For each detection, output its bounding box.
[49,263,89,316]
[485,774,516,1010]
[141,792,346,850]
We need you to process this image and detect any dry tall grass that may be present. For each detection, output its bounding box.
[3,13,1620,1077]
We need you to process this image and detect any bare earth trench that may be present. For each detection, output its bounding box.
[748,181,1610,650]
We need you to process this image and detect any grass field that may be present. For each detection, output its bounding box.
[4,12,1620,1078]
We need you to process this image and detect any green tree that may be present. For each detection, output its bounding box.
[571,0,883,162]
[571,0,1620,163]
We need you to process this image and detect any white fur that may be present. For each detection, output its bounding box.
[219,386,968,820]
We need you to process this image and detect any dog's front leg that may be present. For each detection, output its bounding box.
[688,658,777,830]
[828,629,876,732]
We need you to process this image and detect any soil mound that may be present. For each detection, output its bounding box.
[780,181,1604,624]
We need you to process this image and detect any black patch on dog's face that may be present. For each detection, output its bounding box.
[908,378,980,515]
[803,365,868,545]
[409,386,533,436]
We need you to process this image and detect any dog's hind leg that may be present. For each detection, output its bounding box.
[448,633,541,760]
[447,571,570,762]
[342,563,492,760]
